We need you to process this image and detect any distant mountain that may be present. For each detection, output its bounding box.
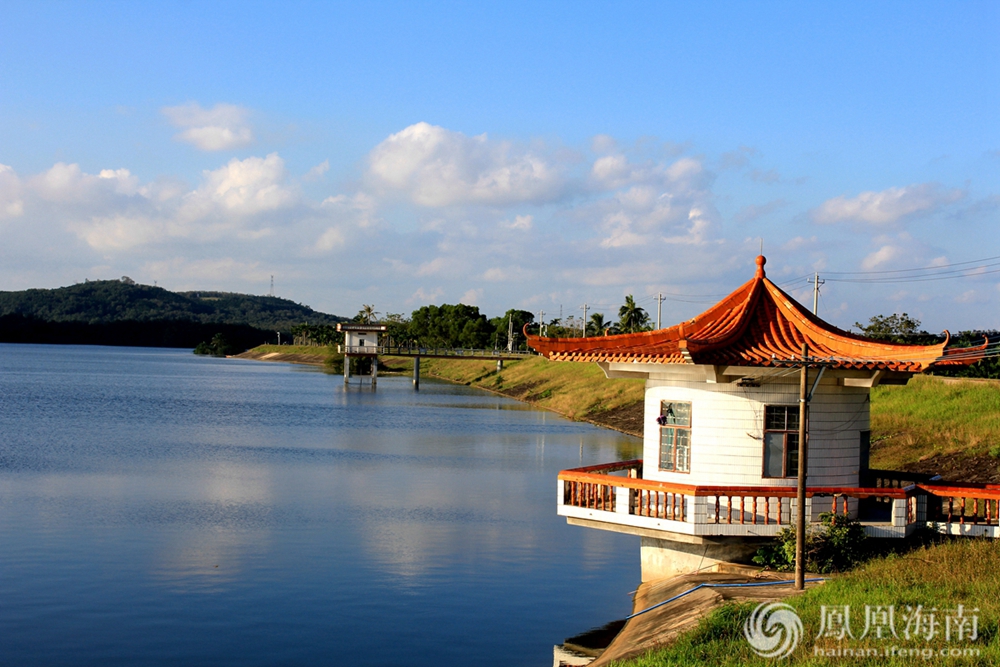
[0,278,345,330]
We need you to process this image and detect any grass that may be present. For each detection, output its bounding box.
[405,355,646,422]
[613,538,1000,666]
[871,375,1000,469]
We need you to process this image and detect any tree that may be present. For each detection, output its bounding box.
[356,304,380,324]
[409,304,493,349]
[853,313,924,343]
[489,309,534,350]
[587,312,610,336]
[618,295,650,334]
[382,312,412,347]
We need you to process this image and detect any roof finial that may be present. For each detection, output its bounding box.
[755,254,766,279]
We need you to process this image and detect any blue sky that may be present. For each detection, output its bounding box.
[1,1,998,331]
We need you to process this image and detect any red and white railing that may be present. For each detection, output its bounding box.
[557,460,997,538]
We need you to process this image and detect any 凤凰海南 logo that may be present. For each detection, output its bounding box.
[744,602,803,659]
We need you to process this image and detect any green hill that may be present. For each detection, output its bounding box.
[0,278,346,350]
[0,278,345,330]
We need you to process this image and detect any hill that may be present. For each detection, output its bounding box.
[0,278,346,349]
[0,278,344,330]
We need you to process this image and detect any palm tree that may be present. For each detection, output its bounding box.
[357,304,380,324]
[618,295,650,334]
[587,312,610,336]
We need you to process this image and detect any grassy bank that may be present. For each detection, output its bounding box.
[390,355,647,436]
[870,375,1000,480]
[612,538,1000,666]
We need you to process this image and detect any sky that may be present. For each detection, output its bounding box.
[1,1,998,332]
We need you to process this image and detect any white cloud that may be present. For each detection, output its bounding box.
[303,159,330,182]
[143,257,269,286]
[955,290,978,304]
[407,287,444,304]
[367,122,564,206]
[415,257,447,276]
[460,288,483,305]
[500,214,533,230]
[813,183,964,226]
[0,164,24,218]
[861,244,902,270]
[186,153,295,216]
[162,102,254,151]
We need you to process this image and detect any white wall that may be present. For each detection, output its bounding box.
[641,373,869,488]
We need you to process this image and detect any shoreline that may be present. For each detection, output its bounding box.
[236,347,645,438]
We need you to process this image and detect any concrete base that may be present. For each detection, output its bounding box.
[639,536,766,582]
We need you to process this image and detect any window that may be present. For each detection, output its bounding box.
[659,401,691,473]
[763,405,801,478]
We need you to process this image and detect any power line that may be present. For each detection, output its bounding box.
[823,254,1000,276]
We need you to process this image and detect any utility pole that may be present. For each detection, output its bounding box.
[538,310,545,337]
[270,275,274,297]
[808,273,825,315]
[795,342,809,590]
[655,293,665,330]
[507,314,514,352]
[580,303,588,337]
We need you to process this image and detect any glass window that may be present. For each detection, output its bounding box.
[763,405,802,478]
[659,401,691,473]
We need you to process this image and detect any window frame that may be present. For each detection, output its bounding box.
[658,400,692,474]
[762,404,804,479]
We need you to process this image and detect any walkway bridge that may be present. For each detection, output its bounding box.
[338,345,536,387]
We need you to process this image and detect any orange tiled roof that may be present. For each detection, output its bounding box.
[526,256,985,372]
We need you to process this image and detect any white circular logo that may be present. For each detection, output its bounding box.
[743,602,803,659]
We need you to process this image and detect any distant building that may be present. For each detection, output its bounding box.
[337,322,387,356]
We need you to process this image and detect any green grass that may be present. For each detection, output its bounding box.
[613,539,1000,666]
[871,376,1000,469]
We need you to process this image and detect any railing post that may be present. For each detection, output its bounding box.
[557,479,565,508]
[615,486,631,515]
[891,496,908,527]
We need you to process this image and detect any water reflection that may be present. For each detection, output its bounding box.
[0,345,641,667]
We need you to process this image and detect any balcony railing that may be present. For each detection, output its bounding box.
[558,460,999,539]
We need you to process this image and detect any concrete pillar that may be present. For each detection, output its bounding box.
[344,355,351,384]
[371,356,378,388]
[496,359,503,372]
[639,537,766,582]
[413,356,420,390]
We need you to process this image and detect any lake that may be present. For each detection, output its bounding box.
[0,345,640,666]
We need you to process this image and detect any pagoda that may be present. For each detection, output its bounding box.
[527,256,996,580]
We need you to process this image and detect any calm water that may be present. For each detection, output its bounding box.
[0,345,640,666]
